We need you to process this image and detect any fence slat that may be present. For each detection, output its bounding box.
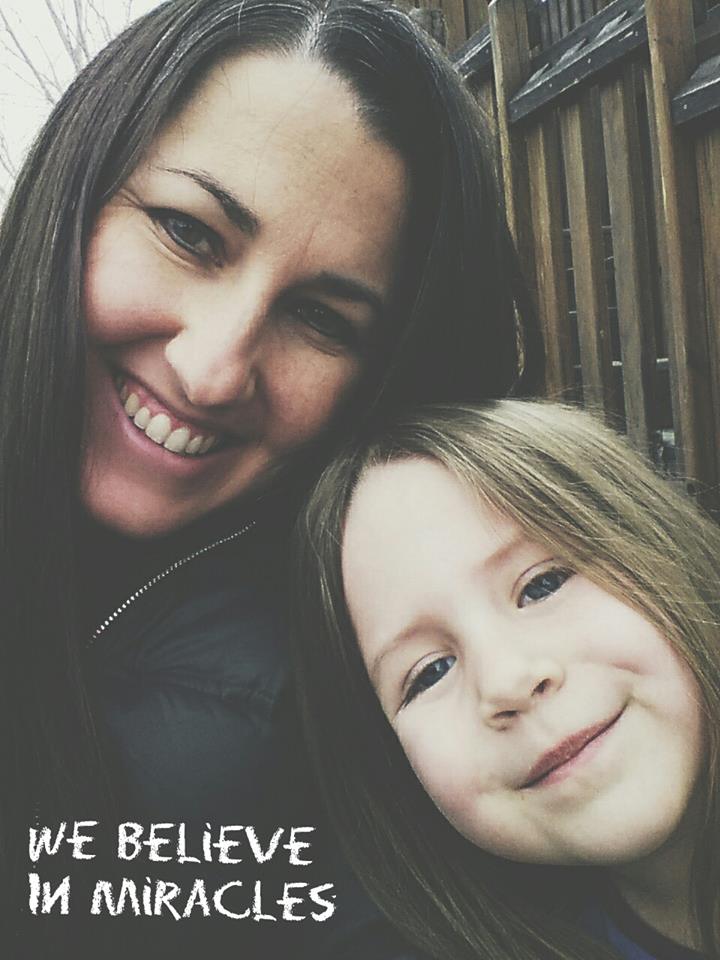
[422,0,468,49]
[599,64,657,451]
[558,0,571,37]
[559,93,616,415]
[570,0,583,29]
[465,0,489,35]
[526,114,575,398]
[488,0,537,293]
[695,128,720,485]
[548,0,563,43]
[645,0,716,493]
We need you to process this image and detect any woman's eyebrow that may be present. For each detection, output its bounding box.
[161,166,260,236]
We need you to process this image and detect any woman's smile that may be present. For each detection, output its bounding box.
[98,357,240,476]
[81,52,407,536]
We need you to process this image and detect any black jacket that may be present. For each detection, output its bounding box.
[77,508,417,960]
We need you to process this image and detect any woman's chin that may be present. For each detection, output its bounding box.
[81,475,202,539]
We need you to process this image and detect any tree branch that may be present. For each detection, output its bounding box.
[0,9,57,104]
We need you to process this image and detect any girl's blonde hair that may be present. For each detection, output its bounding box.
[293,400,720,960]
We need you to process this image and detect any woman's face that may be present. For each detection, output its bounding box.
[342,458,704,868]
[82,53,407,536]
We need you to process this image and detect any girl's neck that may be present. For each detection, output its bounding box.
[608,801,700,950]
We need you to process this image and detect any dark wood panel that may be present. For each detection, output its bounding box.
[559,93,617,415]
[645,0,717,493]
[673,52,720,125]
[510,0,646,124]
[600,64,657,450]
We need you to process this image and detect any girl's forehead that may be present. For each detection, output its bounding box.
[343,458,521,575]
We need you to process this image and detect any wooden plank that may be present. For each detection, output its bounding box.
[559,92,616,415]
[488,0,537,296]
[673,53,720,126]
[422,0,467,50]
[548,0,563,44]
[695,127,720,486]
[570,0,584,31]
[452,23,492,80]
[456,1,720,96]
[526,113,575,398]
[415,0,449,46]
[465,0,489,36]
[696,6,720,62]
[558,0,571,39]
[509,0,646,124]
[645,0,716,494]
[539,4,552,51]
[599,63,657,452]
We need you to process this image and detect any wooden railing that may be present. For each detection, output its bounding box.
[408,0,720,507]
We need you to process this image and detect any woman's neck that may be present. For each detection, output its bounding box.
[608,802,701,950]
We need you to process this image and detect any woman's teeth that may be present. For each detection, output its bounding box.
[118,383,219,456]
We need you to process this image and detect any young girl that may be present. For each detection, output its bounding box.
[294,400,720,960]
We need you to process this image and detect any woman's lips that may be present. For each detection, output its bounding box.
[521,711,623,789]
[97,359,248,478]
[113,370,232,455]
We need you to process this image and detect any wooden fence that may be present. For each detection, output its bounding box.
[407,0,720,509]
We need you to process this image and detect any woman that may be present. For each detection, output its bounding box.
[0,0,540,955]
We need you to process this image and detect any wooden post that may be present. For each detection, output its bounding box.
[488,0,537,304]
[599,63,657,453]
[419,0,467,50]
[526,114,575,400]
[465,0,489,36]
[559,91,617,418]
[645,0,716,494]
[695,129,720,488]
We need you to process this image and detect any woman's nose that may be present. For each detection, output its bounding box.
[164,297,266,408]
[476,648,565,730]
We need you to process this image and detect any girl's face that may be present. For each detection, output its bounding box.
[82,53,407,536]
[342,458,704,867]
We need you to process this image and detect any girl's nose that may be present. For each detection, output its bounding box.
[164,298,266,408]
[477,649,565,730]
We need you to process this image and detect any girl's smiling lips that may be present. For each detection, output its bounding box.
[521,711,624,789]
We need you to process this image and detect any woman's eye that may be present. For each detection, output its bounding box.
[518,568,573,608]
[404,655,456,706]
[289,300,359,351]
[149,209,221,263]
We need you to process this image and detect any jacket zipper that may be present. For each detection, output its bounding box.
[86,519,257,649]
[28,518,257,927]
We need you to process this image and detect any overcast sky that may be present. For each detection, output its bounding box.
[0,0,162,200]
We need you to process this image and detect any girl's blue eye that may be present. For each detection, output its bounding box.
[150,208,221,263]
[404,655,456,706]
[519,568,572,607]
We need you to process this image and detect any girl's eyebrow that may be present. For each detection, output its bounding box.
[367,531,530,684]
[160,165,260,236]
[369,623,432,686]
